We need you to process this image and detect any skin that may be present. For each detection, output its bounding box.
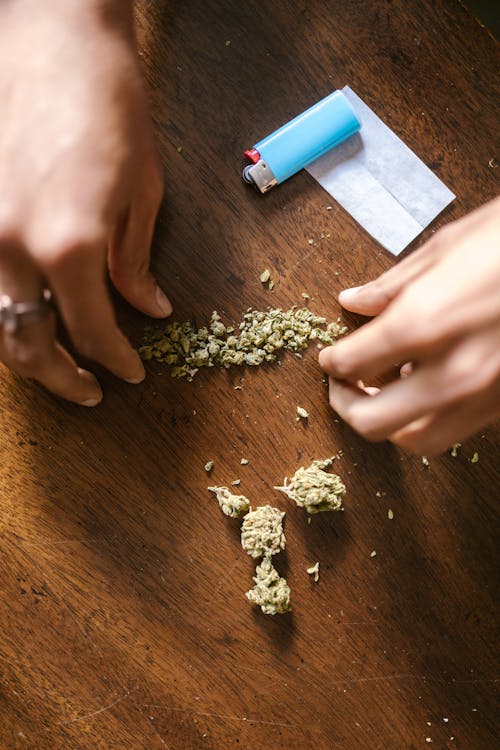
[319,196,500,456]
[0,0,171,405]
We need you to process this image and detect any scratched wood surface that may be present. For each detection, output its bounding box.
[0,1,498,748]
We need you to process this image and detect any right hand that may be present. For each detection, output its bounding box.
[0,0,172,406]
[319,196,500,455]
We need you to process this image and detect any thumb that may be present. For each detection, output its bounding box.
[339,236,439,316]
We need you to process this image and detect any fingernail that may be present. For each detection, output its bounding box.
[156,285,173,316]
[318,347,334,367]
[124,362,146,384]
[77,368,103,406]
[81,397,102,407]
[339,285,364,302]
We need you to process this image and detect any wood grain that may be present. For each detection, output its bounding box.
[1,1,498,748]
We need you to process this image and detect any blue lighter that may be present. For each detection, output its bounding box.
[242,89,361,193]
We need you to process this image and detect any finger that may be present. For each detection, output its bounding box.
[45,244,145,383]
[319,310,418,382]
[0,246,103,404]
[108,172,172,319]
[338,236,439,316]
[327,360,477,442]
[1,313,103,406]
[390,388,500,456]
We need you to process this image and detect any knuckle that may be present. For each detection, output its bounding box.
[450,353,499,398]
[30,215,105,269]
[345,404,380,440]
[389,295,442,350]
[367,277,393,305]
[326,348,354,379]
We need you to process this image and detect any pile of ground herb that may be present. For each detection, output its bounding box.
[240,505,286,559]
[208,486,251,518]
[246,556,291,615]
[140,307,347,380]
[275,458,346,514]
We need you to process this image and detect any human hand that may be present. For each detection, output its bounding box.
[0,0,171,405]
[319,196,500,455]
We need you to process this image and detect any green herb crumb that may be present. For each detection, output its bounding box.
[240,458,249,465]
[296,406,309,420]
[388,509,394,520]
[450,443,461,457]
[140,307,347,381]
[471,451,479,463]
[370,550,377,558]
[204,460,214,472]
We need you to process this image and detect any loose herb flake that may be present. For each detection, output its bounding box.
[259,269,271,283]
[307,562,320,582]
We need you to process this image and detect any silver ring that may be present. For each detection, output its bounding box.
[0,289,53,333]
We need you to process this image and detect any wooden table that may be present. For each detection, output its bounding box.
[1,1,498,748]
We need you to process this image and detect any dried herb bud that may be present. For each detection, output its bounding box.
[275,458,345,514]
[208,486,250,518]
[241,505,286,559]
[246,556,291,615]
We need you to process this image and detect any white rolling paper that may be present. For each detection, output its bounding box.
[305,86,455,255]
